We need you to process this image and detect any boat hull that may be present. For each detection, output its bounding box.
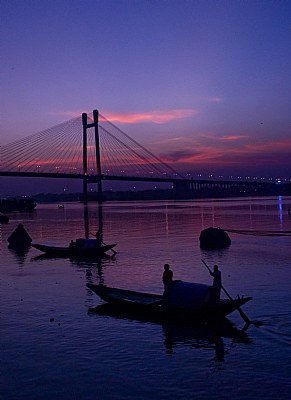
[87,283,252,321]
[32,243,117,258]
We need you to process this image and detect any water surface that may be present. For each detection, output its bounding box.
[1,197,291,399]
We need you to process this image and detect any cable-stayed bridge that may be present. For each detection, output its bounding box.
[1,109,282,202]
[0,111,181,178]
[0,110,191,202]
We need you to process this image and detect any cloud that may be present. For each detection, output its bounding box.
[151,136,198,146]
[48,108,199,124]
[207,96,223,103]
[101,109,199,124]
[157,136,291,170]
[220,135,249,141]
[160,149,202,162]
[244,138,291,153]
[199,96,223,103]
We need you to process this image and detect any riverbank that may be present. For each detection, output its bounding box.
[31,182,291,203]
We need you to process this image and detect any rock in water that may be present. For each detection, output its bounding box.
[199,227,231,250]
[7,224,32,247]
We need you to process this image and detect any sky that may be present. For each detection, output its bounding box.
[1,0,291,195]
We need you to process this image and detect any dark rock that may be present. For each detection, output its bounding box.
[199,227,231,250]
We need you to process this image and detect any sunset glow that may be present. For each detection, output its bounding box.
[0,0,290,195]
[103,109,199,124]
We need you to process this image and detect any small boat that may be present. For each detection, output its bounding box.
[32,238,117,258]
[87,280,252,321]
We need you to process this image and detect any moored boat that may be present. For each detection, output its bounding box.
[87,280,252,322]
[32,238,117,258]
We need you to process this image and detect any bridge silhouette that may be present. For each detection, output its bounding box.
[0,109,276,202]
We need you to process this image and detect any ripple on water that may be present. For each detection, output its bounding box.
[255,313,291,346]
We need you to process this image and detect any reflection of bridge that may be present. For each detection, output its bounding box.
[0,109,281,202]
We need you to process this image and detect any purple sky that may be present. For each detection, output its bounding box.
[1,0,291,195]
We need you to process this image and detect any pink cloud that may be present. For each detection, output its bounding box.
[48,108,199,124]
[220,135,249,141]
[158,137,291,168]
[244,138,291,153]
[102,109,199,124]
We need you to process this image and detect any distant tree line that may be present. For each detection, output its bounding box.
[33,181,291,203]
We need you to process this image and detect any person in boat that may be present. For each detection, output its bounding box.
[209,264,222,304]
[162,263,173,289]
[95,230,102,247]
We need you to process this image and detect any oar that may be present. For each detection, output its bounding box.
[201,258,251,326]
[90,233,117,255]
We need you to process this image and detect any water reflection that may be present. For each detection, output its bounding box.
[277,195,283,225]
[89,303,252,361]
[72,256,117,286]
[163,319,251,356]
[31,251,116,285]
[8,244,31,265]
[85,204,104,241]
[31,251,114,263]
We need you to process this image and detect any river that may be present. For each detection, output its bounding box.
[1,196,291,400]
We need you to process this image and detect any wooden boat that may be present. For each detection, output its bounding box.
[87,280,252,321]
[32,238,117,258]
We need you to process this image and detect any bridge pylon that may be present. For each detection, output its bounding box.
[82,109,103,204]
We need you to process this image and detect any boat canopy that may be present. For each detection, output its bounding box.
[164,281,210,309]
[73,239,99,249]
